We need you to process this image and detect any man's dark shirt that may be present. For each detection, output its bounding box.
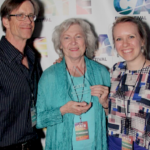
[0,36,42,146]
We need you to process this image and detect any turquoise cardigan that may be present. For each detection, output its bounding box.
[36,56,110,150]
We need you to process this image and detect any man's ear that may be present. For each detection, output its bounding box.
[2,17,10,30]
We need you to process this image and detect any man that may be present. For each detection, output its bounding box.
[0,0,42,149]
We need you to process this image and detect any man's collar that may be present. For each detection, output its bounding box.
[25,45,35,65]
[0,36,22,62]
[0,36,35,64]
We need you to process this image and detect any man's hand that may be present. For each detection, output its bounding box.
[53,57,63,64]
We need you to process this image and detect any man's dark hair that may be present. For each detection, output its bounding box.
[0,0,39,32]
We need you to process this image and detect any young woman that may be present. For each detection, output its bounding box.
[108,16,150,150]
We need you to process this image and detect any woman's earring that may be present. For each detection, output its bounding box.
[117,53,119,57]
[141,46,144,53]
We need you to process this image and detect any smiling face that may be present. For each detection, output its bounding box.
[3,1,35,43]
[60,24,86,61]
[113,22,144,64]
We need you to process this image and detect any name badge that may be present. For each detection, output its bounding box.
[122,134,133,150]
[75,121,89,141]
[31,107,37,127]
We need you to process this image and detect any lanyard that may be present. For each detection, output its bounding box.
[66,63,85,122]
[18,61,35,107]
[116,59,146,135]
[124,59,146,117]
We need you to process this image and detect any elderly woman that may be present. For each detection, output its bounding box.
[36,18,110,150]
[108,16,150,150]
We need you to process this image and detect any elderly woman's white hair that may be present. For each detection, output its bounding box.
[52,18,98,59]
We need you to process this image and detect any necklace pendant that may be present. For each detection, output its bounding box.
[125,74,138,85]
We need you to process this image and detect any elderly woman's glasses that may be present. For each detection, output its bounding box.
[9,13,36,22]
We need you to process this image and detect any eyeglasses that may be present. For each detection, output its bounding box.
[9,13,36,21]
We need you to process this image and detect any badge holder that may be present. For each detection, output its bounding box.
[75,121,89,141]
[122,135,133,150]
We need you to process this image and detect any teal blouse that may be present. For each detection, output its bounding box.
[36,56,110,150]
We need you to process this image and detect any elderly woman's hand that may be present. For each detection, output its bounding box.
[90,85,109,109]
[60,101,91,115]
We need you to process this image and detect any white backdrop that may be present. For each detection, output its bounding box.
[32,0,150,70]
[0,0,150,70]
[0,0,150,149]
